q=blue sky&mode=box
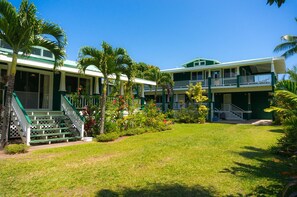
[9,0,297,70]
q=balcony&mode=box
[239,74,271,86]
[174,80,208,89]
[144,74,272,92]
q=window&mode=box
[0,40,12,50]
[31,48,42,56]
[66,75,91,94]
[211,71,220,79]
[199,61,206,66]
[197,71,203,80]
[194,61,206,67]
[43,50,53,58]
[224,68,237,78]
[192,72,197,80]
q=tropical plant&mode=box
[274,19,297,59]
[159,72,174,104]
[144,66,174,105]
[119,58,137,114]
[144,66,161,100]
[78,41,129,134]
[265,80,297,153]
[266,0,286,7]
[0,0,67,149]
[186,82,208,123]
[287,66,297,82]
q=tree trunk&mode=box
[99,77,107,134]
[0,53,17,149]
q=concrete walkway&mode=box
[0,141,93,159]
[216,119,273,125]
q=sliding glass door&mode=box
[14,70,51,109]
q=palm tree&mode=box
[144,66,161,101]
[267,0,286,7]
[159,72,174,101]
[274,19,297,59]
[78,41,128,134]
[120,60,137,114]
[0,0,67,149]
[159,72,174,111]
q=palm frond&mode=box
[0,0,17,22]
[78,57,98,73]
[275,90,297,105]
[40,21,67,48]
[33,37,66,68]
[276,80,297,94]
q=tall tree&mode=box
[78,41,128,134]
[0,0,67,149]
[144,66,161,101]
[274,18,297,59]
[119,59,137,114]
[159,72,174,102]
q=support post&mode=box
[271,60,275,121]
[120,81,124,96]
[94,77,99,95]
[59,71,66,92]
[211,93,215,121]
[141,84,145,109]
[162,88,166,112]
[247,93,251,120]
[236,66,240,88]
[208,72,212,122]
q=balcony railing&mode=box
[174,80,208,89]
[144,74,272,92]
[239,74,271,86]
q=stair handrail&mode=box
[12,92,31,145]
[61,95,85,139]
[230,104,244,119]
[230,104,245,112]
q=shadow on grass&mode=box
[221,146,293,196]
[96,183,216,197]
[268,129,284,133]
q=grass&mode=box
[0,123,291,196]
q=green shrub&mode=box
[4,144,29,155]
[105,121,119,133]
[175,105,199,123]
[122,128,147,136]
[96,132,119,142]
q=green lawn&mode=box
[0,123,290,196]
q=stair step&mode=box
[30,136,81,144]
[31,127,70,132]
[31,132,73,137]
[29,114,67,119]
[31,123,67,128]
[26,111,64,116]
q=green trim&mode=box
[62,95,85,122]
[12,92,32,124]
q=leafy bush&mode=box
[277,116,297,154]
[104,121,119,133]
[96,132,119,142]
[4,144,29,154]
[175,105,199,123]
[122,128,147,136]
